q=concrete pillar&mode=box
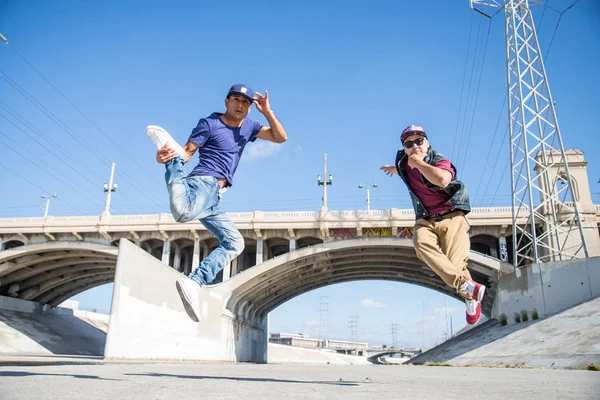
[499,236,508,262]
[263,240,270,261]
[256,238,264,265]
[161,240,171,266]
[290,238,297,252]
[192,239,200,268]
[224,258,236,281]
[135,240,141,247]
[173,244,181,272]
[490,245,498,259]
[0,237,4,251]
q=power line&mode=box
[0,161,89,215]
[0,134,104,206]
[456,14,485,164]
[473,95,507,201]
[7,45,163,184]
[543,0,582,63]
[452,12,476,161]
[459,16,493,173]
[479,125,509,206]
[0,72,164,207]
[0,101,99,179]
[0,109,151,210]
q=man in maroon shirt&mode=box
[381,125,486,325]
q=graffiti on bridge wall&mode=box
[329,228,354,240]
[329,227,414,240]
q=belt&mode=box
[424,209,463,222]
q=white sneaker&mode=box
[145,125,185,159]
[175,277,202,322]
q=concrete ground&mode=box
[0,362,598,400]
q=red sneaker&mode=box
[466,299,481,325]
[460,280,486,302]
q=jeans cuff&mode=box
[188,272,206,286]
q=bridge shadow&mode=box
[0,309,107,356]
[0,371,120,381]
[126,372,361,386]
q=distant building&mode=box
[324,339,368,356]
[269,333,321,349]
[269,333,368,355]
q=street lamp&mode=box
[358,183,377,211]
[317,153,333,210]
[102,163,118,216]
[41,193,57,217]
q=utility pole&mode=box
[358,183,377,211]
[102,163,118,216]
[41,193,56,217]
[316,154,333,210]
[469,0,588,266]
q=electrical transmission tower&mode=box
[348,314,359,342]
[470,0,588,266]
[390,323,399,349]
[319,296,330,343]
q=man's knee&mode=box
[170,206,194,223]
[229,234,245,256]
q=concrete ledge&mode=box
[104,239,267,362]
[492,257,600,321]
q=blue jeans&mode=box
[165,157,244,285]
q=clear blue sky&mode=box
[1,0,598,348]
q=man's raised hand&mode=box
[380,165,397,177]
[254,91,271,115]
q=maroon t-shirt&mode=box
[406,159,456,216]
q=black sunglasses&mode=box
[403,137,425,149]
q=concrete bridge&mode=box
[1,204,599,309]
[1,203,599,363]
[0,206,545,307]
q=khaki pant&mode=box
[413,212,473,300]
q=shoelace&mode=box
[466,299,478,315]
[461,281,476,296]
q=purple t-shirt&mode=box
[188,113,263,186]
[406,159,456,215]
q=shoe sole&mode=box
[175,280,200,322]
[476,285,486,302]
[146,126,185,158]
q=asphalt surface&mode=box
[1,362,599,399]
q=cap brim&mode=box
[228,91,254,102]
[401,131,427,142]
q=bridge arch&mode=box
[224,238,500,323]
[0,241,118,307]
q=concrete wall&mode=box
[0,296,108,356]
[492,256,600,322]
[104,239,267,362]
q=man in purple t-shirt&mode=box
[381,125,486,326]
[145,84,287,321]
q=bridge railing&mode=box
[0,205,597,235]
